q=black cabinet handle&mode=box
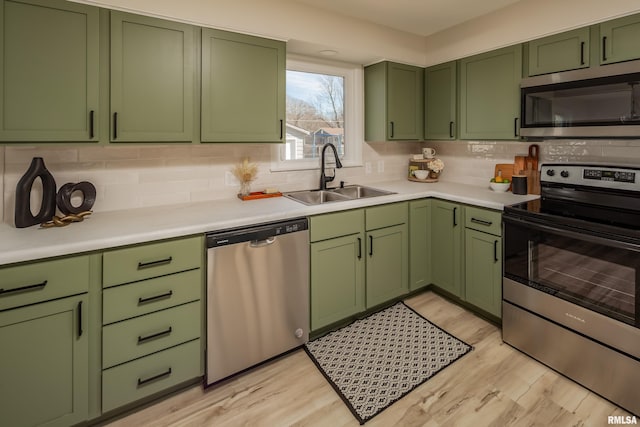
[138,326,172,344]
[580,42,585,65]
[494,240,499,263]
[453,207,457,227]
[514,117,519,137]
[137,256,172,270]
[77,300,83,337]
[113,112,118,139]
[357,237,362,259]
[138,290,173,305]
[0,280,47,296]
[602,36,607,62]
[390,121,395,138]
[89,110,95,139]
[137,368,172,387]
[449,121,454,138]
[279,119,283,140]
[369,235,373,256]
[471,218,493,227]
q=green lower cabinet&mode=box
[464,229,502,318]
[430,200,463,297]
[310,233,365,330]
[366,224,408,308]
[0,295,88,427]
[409,199,431,291]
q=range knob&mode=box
[546,169,555,177]
[560,170,569,178]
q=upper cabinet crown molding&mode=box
[0,0,100,142]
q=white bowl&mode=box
[413,170,429,180]
[489,182,510,192]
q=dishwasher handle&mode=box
[250,236,277,248]
[207,217,308,248]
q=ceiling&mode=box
[293,0,523,37]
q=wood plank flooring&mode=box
[105,291,631,426]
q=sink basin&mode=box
[284,185,395,205]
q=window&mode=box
[271,55,362,171]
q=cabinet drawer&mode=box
[102,301,201,369]
[310,209,364,242]
[103,236,202,287]
[464,206,502,236]
[0,255,89,311]
[103,269,201,325]
[366,202,407,231]
[102,339,201,413]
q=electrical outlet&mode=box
[377,160,384,173]
[365,162,372,174]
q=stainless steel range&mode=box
[502,163,640,416]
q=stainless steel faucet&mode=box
[319,143,343,190]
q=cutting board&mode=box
[494,164,515,189]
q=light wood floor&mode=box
[105,291,631,426]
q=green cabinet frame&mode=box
[110,11,195,142]
[409,199,431,291]
[459,45,522,140]
[0,0,99,142]
[0,294,89,427]
[527,27,590,76]
[365,61,424,141]
[201,28,285,143]
[600,13,640,65]
[425,61,457,140]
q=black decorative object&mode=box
[14,157,57,228]
[56,181,96,215]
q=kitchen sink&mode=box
[284,185,395,205]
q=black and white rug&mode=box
[304,302,473,424]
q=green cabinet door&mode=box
[366,224,408,308]
[600,13,640,65]
[310,233,365,331]
[465,229,502,318]
[0,295,88,427]
[0,0,99,142]
[409,199,431,291]
[527,27,590,76]
[110,11,194,142]
[201,29,285,142]
[425,61,457,139]
[459,45,522,140]
[430,200,463,297]
[365,61,424,141]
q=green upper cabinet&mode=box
[0,0,99,142]
[365,61,424,141]
[110,12,194,142]
[201,29,285,143]
[459,45,522,140]
[526,27,590,76]
[425,61,457,140]
[430,199,463,298]
[599,13,640,65]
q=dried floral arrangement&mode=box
[233,158,258,195]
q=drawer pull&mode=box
[137,256,173,270]
[138,327,173,344]
[138,290,173,305]
[471,218,493,227]
[0,280,48,296]
[137,368,172,387]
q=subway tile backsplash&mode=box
[2,139,639,226]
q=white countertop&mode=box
[0,180,538,266]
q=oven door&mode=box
[503,215,640,329]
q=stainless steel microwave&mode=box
[520,60,640,138]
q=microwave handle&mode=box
[504,216,640,252]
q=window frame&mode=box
[270,54,363,172]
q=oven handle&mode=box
[503,215,640,252]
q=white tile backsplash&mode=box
[2,138,640,225]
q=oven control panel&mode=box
[583,169,636,183]
[541,164,639,191]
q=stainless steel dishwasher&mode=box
[205,218,309,386]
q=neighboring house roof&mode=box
[285,123,311,136]
[314,127,344,136]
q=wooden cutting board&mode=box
[494,164,515,189]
